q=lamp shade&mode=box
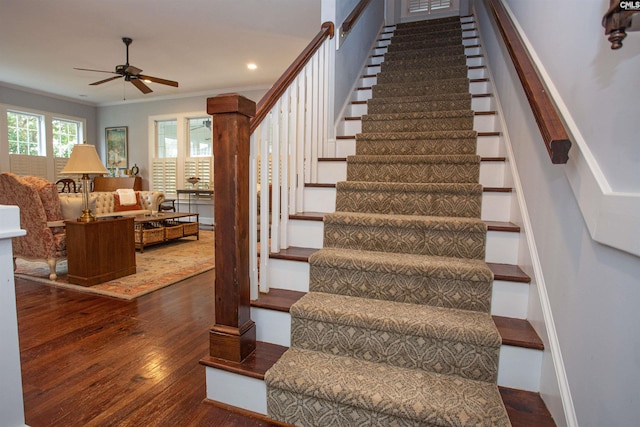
[60,143,109,175]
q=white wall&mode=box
[474,1,640,426]
[0,206,27,427]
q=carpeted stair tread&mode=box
[265,348,510,427]
[289,292,501,382]
[355,137,477,156]
[309,247,493,312]
[363,110,474,121]
[384,46,465,61]
[389,29,463,44]
[323,211,487,260]
[381,55,468,71]
[346,154,480,184]
[387,37,463,51]
[367,98,471,114]
[376,65,469,83]
[291,292,501,350]
[361,110,474,133]
[373,79,470,98]
[367,93,471,105]
[334,181,482,218]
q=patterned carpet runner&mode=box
[265,16,512,426]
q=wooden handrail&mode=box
[486,0,571,164]
[342,0,373,35]
[250,21,334,133]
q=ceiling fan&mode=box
[74,37,179,94]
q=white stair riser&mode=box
[477,133,501,157]
[463,30,478,38]
[465,46,481,56]
[340,119,361,135]
[369,56,384,66]
[463,37,480,46]
[472,96,494,113]
[349,102,367,117]
[244,308,541,391]
[462,23,475,31]
[361,76,377,87]
[482,192,512,222]
[288,219,324,248]
[336,138,357,157]
[473,114,497,132]
[268,258,309,292]
[492,280,529,319]
[377,39,391,47]
[252,307,291,347]
[317,160,505,187]
[365,65,381,75]
[302,186,336,212]
[355,88,372,101]
[486,230,519,265]
[205,368,267,414]
[498,345,542,391]
[467,56,485,67]
[373,47,387,55]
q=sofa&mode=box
[0,172,66,279]
[58,191,165,220]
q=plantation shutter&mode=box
[408,0,452,14]
[152,158,177,195]
[10,154,47,178]
[184,157,212,190]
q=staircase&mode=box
[203,13,554,427]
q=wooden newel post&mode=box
[207,93,256,363]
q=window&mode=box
[150,113,213,195]
[7,111,44,156]
[188,117,212,157]
[52,118,81,158]
[3,106,86,180]
[156,120,178,158]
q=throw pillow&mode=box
[114,192,143,212]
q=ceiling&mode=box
[0,0,321,106]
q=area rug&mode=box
[14,230,215,300]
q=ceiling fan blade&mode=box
[130,78,153,94]
[90,76,123,86]
[74,67,118,74]
[125,65,142,75]
[139,74,179,87]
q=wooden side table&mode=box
[65,217,136,286]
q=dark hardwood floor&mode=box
[15,271,282,427]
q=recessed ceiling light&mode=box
[247,63,257,70]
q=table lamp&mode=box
[60,142,109,222]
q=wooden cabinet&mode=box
[66,217,136,286]
[93,176,142,192]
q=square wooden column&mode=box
[207,93,256,363]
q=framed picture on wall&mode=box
[105,126,128,170]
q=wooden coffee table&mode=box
[134,212,200,252]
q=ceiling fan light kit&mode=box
[74,37,179,94]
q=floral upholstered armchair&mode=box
[0,173,66,280]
